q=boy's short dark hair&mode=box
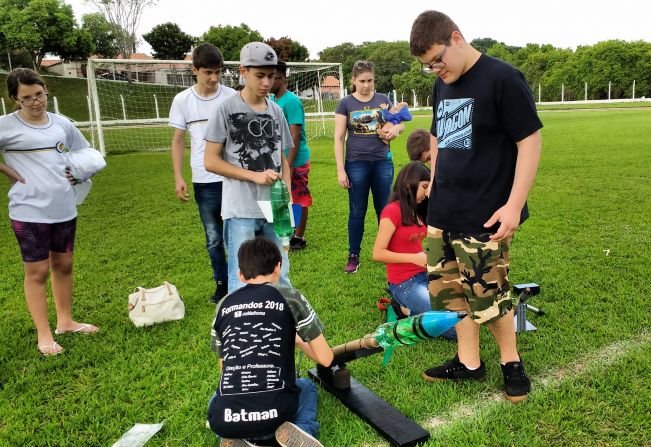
[6,68,46,99]
[406,129,431,161]
[192,43,224,69]
[275,60,288,77]
[238,237,281,280]
[410,10,460,56]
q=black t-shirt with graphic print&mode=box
[208,283,324,439]
[428,54,543,234]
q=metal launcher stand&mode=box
[513,283,545,332]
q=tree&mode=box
[265,36,309,62]
[59,28,94,61]
[392,60,434,106]
[87,0,157,59]
[143,22,193,60]
[82,13,121,58]
[0,0,90,69]
[470,37,499,53]
[201,23,263,61]
[363,41,413,94]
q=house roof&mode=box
[322,75,340,87]
[41,59,62,68]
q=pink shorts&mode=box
[11,218,77,262]
[291,161,312,207]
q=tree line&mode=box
[1,1,649,102]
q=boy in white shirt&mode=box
[169,43,237,304]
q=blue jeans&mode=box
[223,217,291,293]
[194,182,227,285]
[207,378,320,440]
[388,271,431,315]
[345,159,394,255]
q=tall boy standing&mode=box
[208,237,333,446]
[410,10,542,402]
[169,43,236,304]
[271,61,312,251]
[204,42,293,293]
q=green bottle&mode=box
[270,179,293,250]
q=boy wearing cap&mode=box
[204,42,293,294]
[169,43,236,305]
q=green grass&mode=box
[0,110,650,446]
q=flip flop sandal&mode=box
[38,342,63,356]
[54,323,98,335]
[376,297,392,311]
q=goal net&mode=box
[86,59,343,155]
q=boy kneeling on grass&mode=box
[208,237,333,447]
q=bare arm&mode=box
[334,113,349,188]
[377,122,405,141]
[372,217,427,266]
[295,334,333,367]
[0,163,25,184]
[286,124,302,169]
[484,130,542,241]
[204,140,280,185]
[426,134,439,196]
[171,128,189,202]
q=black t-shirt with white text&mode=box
[208,283,324,439]
[429,54,543,234]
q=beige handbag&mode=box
[128,282,185,327]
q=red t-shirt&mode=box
[380,201,427,284]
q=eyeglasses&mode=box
[421,45,448,73]
[354,61,374,70]
[17,92,48,106]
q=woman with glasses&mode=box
[0,68,99,356]
[334,60,404,274]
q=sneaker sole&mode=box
[422,372,486,382]
[504,392,529,403]
[275,422,323,447]
[344,263,360,273]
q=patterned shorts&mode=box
[290,161,312,207]
[11,218,77,262]
[425,226,512,325]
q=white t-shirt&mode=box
[0,112,90,223]
[168,85,237,183]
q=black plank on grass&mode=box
[309,367,430,447]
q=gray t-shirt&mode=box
[335,92,392,162]
[205,94,293,219]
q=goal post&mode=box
[85,59,344,155]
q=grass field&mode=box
[0,111,650,446]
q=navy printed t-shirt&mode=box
[208,283,324,438]
[429,54,543,234]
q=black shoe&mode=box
[501,359,531,402]
[210,282,228,305]
[290,235,306,251]
[423,353,486,382]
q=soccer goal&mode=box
[86,59,344,155]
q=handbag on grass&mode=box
[128,282,185,327]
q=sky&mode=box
[66,0,651,59]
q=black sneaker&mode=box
[501,359,531,402]
[290,235,307,251]
[423,353,486,382]
[210,282,228,305]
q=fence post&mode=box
[584,82,588,101]
[412,89,417,107]
[561,84,564,102]
[393,90,397,105]
[53,96,60,115]
[426,96,430,107]
[608,81,611,100]
[632,80,636,99]
[1,98,5,115]
[153,94,160,119]
[538,84,541,103]
[120,95,127,120]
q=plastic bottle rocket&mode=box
[270,178,293,251]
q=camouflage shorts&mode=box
[426,226,512,325]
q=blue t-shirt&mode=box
[272,91,310,168]
[335,93,392,162]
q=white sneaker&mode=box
[275,422,323,447]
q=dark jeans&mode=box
[193,182,227,284]
[345,159,394,256]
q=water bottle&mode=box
[270,179,293,251]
